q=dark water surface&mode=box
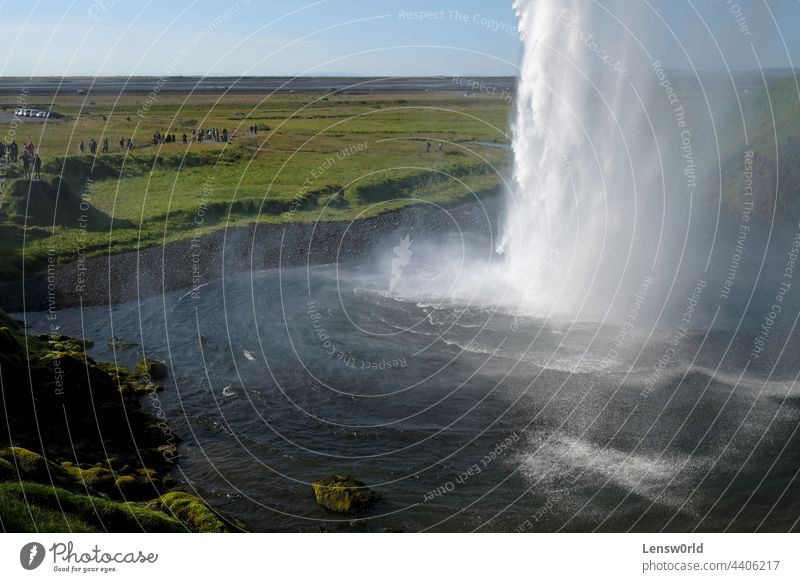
[18,260,800,532]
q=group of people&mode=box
[79,138,112,154]
[0,140,20,162]
[153,131,180,145]
[78,137,133,154]
[75,125,248,156]
[426,140,445,153]
[193,128,230,143]
[0,140,42,179]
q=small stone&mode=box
[311,474,379,513]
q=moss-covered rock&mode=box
[147,491,239,533]
[0,309,219,532]
[60,463,118,497]
[115,475,155,501]
[133,359,168,380]
[311,474,380,513]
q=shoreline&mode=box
[1,195,502,313]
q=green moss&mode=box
[147,491,236,533]
[0,480,185,533]
[0,447,58,483]
[311,474,380,513]
[60,463,117,497]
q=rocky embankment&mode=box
[0,195,501,312]
[0,308,243,532]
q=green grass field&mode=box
[0,91,513,278]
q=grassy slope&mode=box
[0,91,512,278]
[0,480,184,533]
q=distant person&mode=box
[26,141,34,157]
[0,142,5,161]
[253,125,258,135]
[89,139,97,154]
[79,141,85,153]
[102,138,109,154]
[438,141,443,153]
[9,140,18,162]
[126,137,133,150]
[33,154,42,180]
[119,138,125,151]
[182,133,188,144]
[426,141,431,153]
[222,128,228,142]
[22,150,31,178]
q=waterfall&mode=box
[500,0,672,318]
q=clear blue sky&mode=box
[0,0,798,77]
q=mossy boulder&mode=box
[311,474,380,513]
[115,475,153,500]
[147,491,239,533]
[0,309,211,532]
[133,359,168,380]
[60,463,118,497]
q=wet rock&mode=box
[311,474,380,513]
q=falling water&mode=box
[499,0,678,318]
